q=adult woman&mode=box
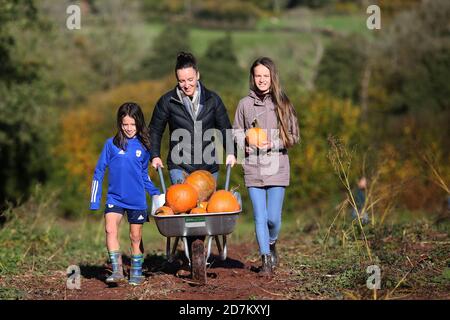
[149,52,236,259]
[149,51,236,179]
[233,57,300,275]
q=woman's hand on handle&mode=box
[151,157,163,169]
[226,154,236,167]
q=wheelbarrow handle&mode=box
[225,164,231,191]
[157,165,166,194]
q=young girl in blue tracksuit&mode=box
[90,102,160,286]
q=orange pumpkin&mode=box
[190,207,207,214]
[207,190,240,213]
[246,127,268,148]
[166,183,198,214]
[199,201,208,210]
[155,206,174,216]
[185,170,217,202]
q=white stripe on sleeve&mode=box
[91,180,98,203]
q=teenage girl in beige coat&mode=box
[233,57,300,275]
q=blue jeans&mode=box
[248,186,285,255]
[169,169,219,184]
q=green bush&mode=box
[286,92,367,205]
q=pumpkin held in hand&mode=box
[207,190,240,213]
[185,170,216,202]
[246,127,268,148]
[166,183,198,214]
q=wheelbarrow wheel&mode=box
[191,239,206,284]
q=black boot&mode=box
[270,241,278,267]
[260,254,273,275]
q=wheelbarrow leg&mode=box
[206,236,213,264]
[214,235,228,261]
[166,237,180,263]
[172,237,180,258]
[182,237,191,266]
[166,237,172,262]
[222,235,227,261]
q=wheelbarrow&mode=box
[150,164,242,284]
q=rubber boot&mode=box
[129,254,144,286]
[270,241,278,268]
[106,251,125,283]
[259,254,273,276]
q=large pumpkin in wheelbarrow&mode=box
[207,190,240,213]
[185,170,216,202]
[166,183,198,214]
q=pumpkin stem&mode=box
[230,185,240,193]
[252,118,260,128]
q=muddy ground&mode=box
[2,242,298,300]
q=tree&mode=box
[370,0,450,115]
[0,0,52,207]
[141,24,191,79]
[200,34,245,91]
[0,0,38,85]
[315,35,367,103]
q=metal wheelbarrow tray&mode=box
[151,208,241,237]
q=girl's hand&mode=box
[257,140,271,151]
[151,157,163,169]
[245,145,256,154]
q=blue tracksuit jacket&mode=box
[89,137,160,210]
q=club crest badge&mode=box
[136,150,142,157]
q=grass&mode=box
[0,187,256,276]
[281,216,450,299]
[1,139,448,299]
[256,9,370,36]
[268,137,450,300]
[311,14,369,35]
[0,183,448,299]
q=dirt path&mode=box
[4,227,448,300]
[4,242,297,300]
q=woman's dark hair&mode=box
[175,51,198,73]
[113,102,151,151]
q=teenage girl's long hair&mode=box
[113,102,151,151]
[249,57,300,149]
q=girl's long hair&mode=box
[249,57,300,149]
[113,102,151,151]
